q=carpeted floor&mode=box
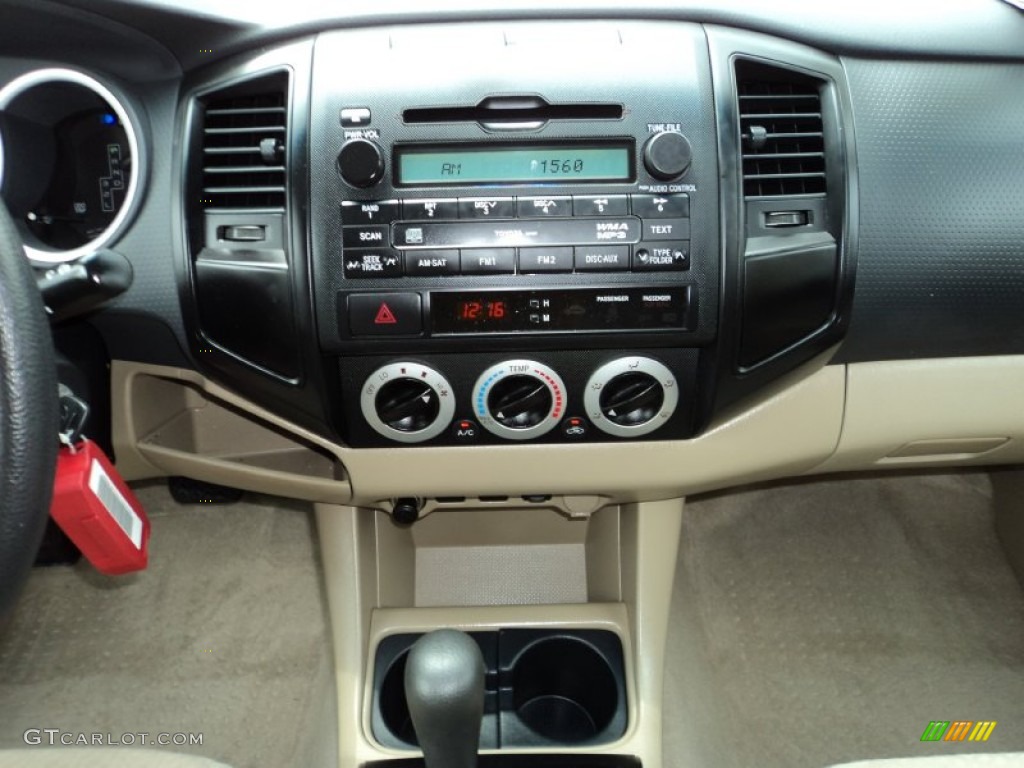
[0,483,332,768]
[2,472,1022,768]
[664,471,1024,768]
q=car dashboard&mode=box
[1,1,1024,766]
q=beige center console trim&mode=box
[315,498,684,768]
[110,360,845,504]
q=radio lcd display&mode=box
[396,143,634,185]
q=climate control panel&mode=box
[340,350,695,448]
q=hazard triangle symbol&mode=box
[374,303,398,325]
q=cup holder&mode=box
[371,629,625,750]
[510,637,619,743]
[377,650,419,747]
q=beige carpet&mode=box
[664,471,1024,768]
[0,483,332,768]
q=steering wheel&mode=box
[0,200,58,623]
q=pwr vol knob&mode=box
[361,363,455,444]
[472,361,567,441]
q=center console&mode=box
[174,17,857,768]
[309,23,719,448]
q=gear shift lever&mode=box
[404,629,485,768]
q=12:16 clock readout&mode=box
[458,300,506,321]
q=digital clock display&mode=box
[396,142,634,186]
[431,288,690,335]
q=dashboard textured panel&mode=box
[837,59,1024,363]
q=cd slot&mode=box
[404,96,623,128]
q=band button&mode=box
[341,200,398,225]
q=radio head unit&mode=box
[309,21,719,355]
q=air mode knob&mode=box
[361,363,455,444]
[642,131,692,180]
[338,138,385,188]
[584,357,679,438]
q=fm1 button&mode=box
[452,419,480,442]
[348,293,422,337]
[562,417,589,439]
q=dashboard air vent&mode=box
[199,74,288,210]
[736,61,826,199]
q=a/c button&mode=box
[348,293,422,337]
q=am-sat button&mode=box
[406,249,460,276]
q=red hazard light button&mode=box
[348,292,423,337]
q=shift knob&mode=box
[404,629,485,768]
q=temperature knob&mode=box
[472,361,567,440]
[361,363,455,444]
[584,357,679,438]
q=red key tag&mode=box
[50,439,150,575]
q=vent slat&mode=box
[206,107,286,116]
[204,126,286,136]
[204,166,286,174]
[199,79,287,210]
[737,62,827,199]
[203,186,287,194]
[743,172,827,181]
[741,112,821,120]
